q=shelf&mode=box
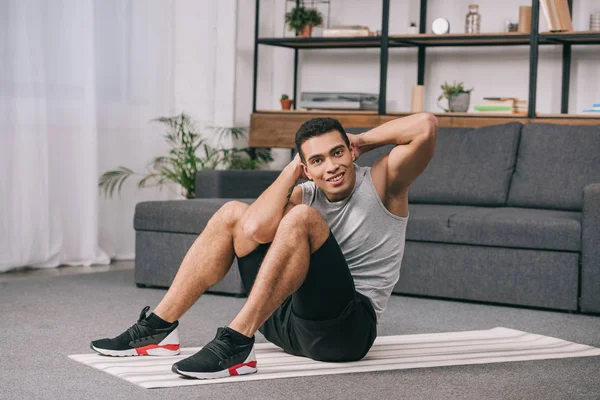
[251,112,381,148]
[256,109,378,114]
[536,113,600,119]
[250,112,599,148]
[257,37,381,49]
[433,112,528,118]
[257,31,600,49]
[256,110,600,119]
[387,111,529,118]
[539,31,600,45]
[258,33,536,49]
[389,32,530,47]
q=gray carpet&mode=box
[2,268,600,400]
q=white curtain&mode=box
[0,0,177,272]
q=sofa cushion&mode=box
[134,198,254,235]
[507,123,600,211]
[394,241,579,311]
[406,204,580,251]
[405,204,479,241]
[412,123,522,206]
[449,207,581,251]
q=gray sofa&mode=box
[134,122,600,314]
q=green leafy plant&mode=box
[305,8,323,27]
[437,81,473,112]
[98,113,273,199]
[285,6,308,34]
[410,22,417,27]
[281,94,289,100]
[285,6,323,34]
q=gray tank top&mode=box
[301,164,408,322]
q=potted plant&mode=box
[99,113,273,199]
[408,22,419,34]
[304,8,324,37]
[285,6,324,38]
[437,81,473,112]
[280,94,294,110]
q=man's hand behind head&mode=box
[348,133,363,161]
[287,153,309,181]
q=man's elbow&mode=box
[421,112,439,139]
[416,113,438,155]
[242,221,274,244]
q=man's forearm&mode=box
[356,113,437,153]
[241,164,299,242]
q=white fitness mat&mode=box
[69,327,600,389]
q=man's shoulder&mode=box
[298,180,316,193]
[297,180,316,205]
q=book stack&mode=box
[323,26,375,38]
[582,103,600,114]
[474,98,528,114]
[591,13,600,31]
[539,0,573,32]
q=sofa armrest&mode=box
[195,170,281,199]
[580,183,600,313]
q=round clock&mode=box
[432,17,450,35]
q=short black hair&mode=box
[294,117,350,162]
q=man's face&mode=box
[300,130,356,202]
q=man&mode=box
[91,113,438,379]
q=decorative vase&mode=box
[280,99,294,110]
[299,24,313,38]
[448,92,470,112]
[411,85,425,112]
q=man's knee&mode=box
[281,204,322,225]
[220,201,263,258]
[217,201,249,228]
[279,205,329,251]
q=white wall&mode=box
[234,0,599,118]
[96,0,178,260]
[236,0,292,168]
[174,0,218,125]
[173,0,239,150]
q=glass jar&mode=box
[465,4,481,34]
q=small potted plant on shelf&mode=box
[285,6,324,38]
[280,94,294,110]
[408,22,419,34]
[437,81,473,112]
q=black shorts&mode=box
[236,231,377,362]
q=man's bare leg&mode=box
[228,204,330,337]
[152,201,259,323]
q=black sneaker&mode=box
[90,306,180,357]
[171,327,257,379]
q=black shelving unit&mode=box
[389,33,531,47]
[252,0,600,118]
